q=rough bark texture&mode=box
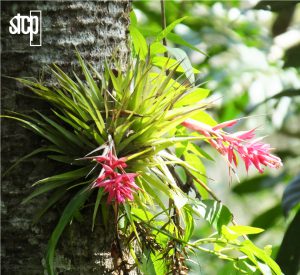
[1,1,132,274]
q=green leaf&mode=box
[35,111,84,148]
[151,252,167,275]
[33,167,91,186]
[175,141,188,158]
[152,56,199,74]
[22,181,72,204]
[183,152,207,185]
[166,47,196,83]
[2,147,57,178]
[187,143,214,161]
[140,177,167,211]
[92,188,104,231]
[191,110,217,126]
[59,110,90,131]
[124,203,141,244]
[175,166,187,183]
[166,32,207,55]
[130,10,137,26]
[33,188,68,223]
[155,17,187,42]
[46,187,91,275]
[142,172,171,199]
[141,250,156,275]
[222,225,264,240]
[183,205,194,242]
[101,202,109,230]
[175,88,210,107]
[194,200,232,234]
[132,207,153,221]
[149,42,166,56]
[1,115,75,154]
[47,155,77,164]
[241,240,282,275]
[129,25,148,60]
[22,167,92,204]
[76,51,103,107]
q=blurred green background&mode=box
[133,1,300,274]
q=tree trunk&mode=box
[1,1,132,274]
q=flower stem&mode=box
[160,0,168,51]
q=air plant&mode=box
[2,51,283,275]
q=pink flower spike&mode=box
[232,129,256,140]
[111,160,127,169]
[102,164,115,173]
[94,156,110,163]
[212,119,238,131]
[181,119,212,134]
[182,118,283,174]
[90,150,139,204]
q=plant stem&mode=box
[160,0,170,76]
[185,169,249,239]
[160,0,168,50]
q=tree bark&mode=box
[1,1,132,274]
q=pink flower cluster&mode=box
[92,152,139,204]
[182,119,282,173]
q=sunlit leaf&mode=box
[152,56,199,73]
[222,225,264,240]
[130,25,148,60]
[194,200,232,234]
[155,17,187,42]
[166,46,197,83]
[175,88,210,107]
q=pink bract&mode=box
[92,151,138,204]
[182,118,282,173]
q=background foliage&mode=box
[132,0,300,274]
